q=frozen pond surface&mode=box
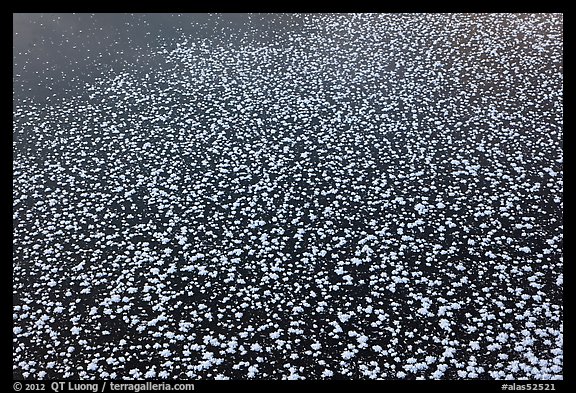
[13,13,563,380]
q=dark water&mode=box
[13,14,304,108]
[13,13,563,380]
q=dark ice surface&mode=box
[13,13,563,380]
